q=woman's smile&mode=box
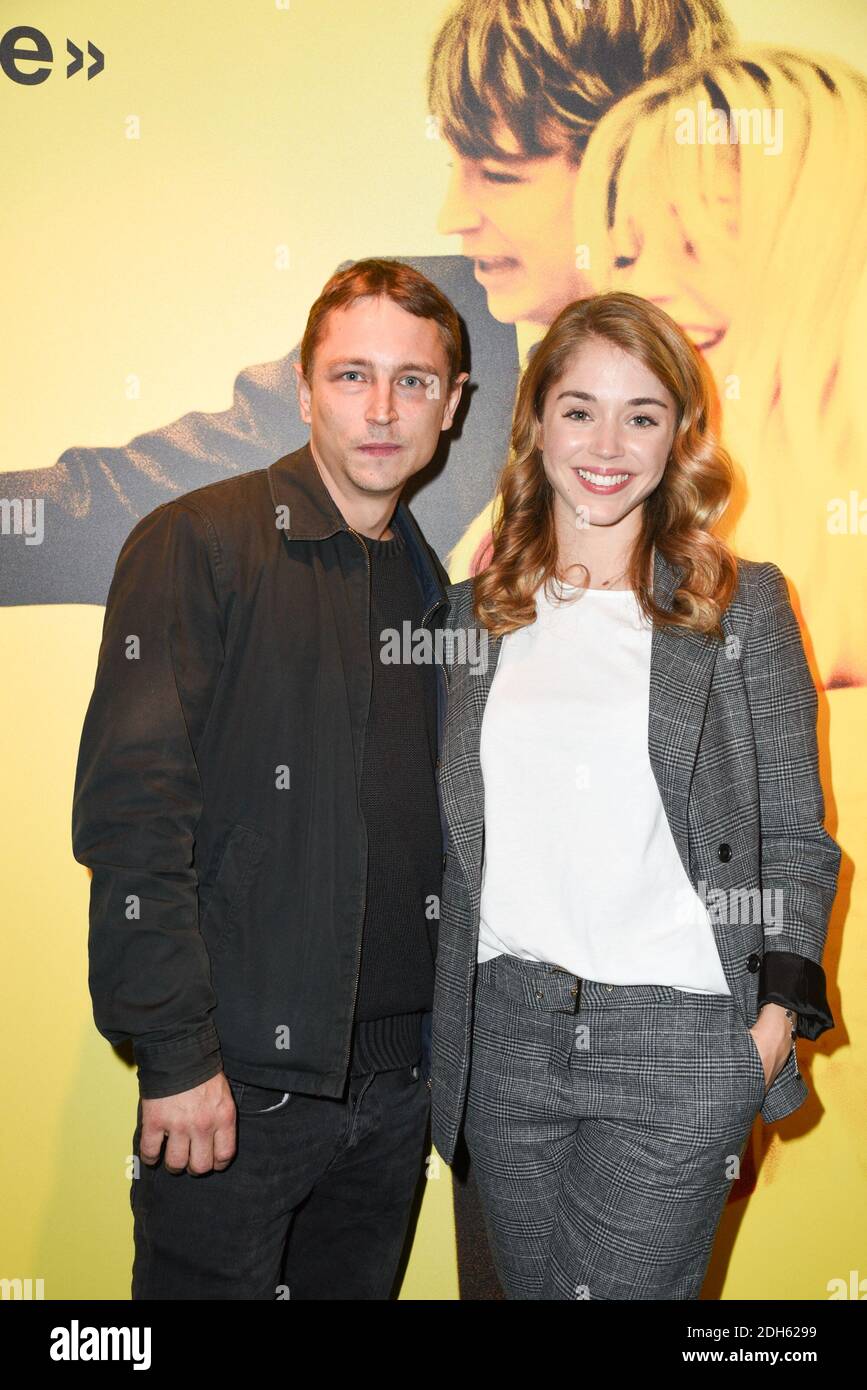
[572,466,632,494]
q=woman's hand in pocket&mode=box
[750,1004,796,1091]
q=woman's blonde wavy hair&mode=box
[474,291,739,638]
[570,47,867,686]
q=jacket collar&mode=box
[267,440,449,620]
[267,440,350,540]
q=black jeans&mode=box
[130,1065,430,1299]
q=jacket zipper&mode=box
[418,590,448,1097]
[341,524,373,1081]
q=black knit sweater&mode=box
[348,524,442,1075]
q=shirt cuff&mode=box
[758,951,835,1040]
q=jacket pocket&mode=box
[198,823,267,957]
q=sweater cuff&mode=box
[134,1022,224,1100]
[758,951,834,1041]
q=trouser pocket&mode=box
[730,1010,769,1106]
[228,1077,293,1116]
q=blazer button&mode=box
[442,854,447,871]
[747,953,761,973]
[718,842,732,862]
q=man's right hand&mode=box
[139,1072,237,1175]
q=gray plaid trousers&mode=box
[464,953,767,1300]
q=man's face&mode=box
[294,294,467,505]
[536,336,677,536]
[437,126,588,326]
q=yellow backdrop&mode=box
[1,0,864,1300]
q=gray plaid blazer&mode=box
[431,550,842,1166]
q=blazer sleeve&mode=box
[71,499,227,1097]
[744,562,841,1040]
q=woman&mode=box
[448,46,867,689]
[430,291,841,1300]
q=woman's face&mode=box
[592,149,741,366]
[437,126,589,326]
[536,336,678,534]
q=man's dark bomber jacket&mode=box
[72,442,450,1099]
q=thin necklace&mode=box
[598,568,627,589]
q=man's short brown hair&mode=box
[300,258,464,388]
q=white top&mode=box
[477,580,730,994]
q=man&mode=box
[71,258,468,1300]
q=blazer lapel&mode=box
[439,622,501,900]
[444,549,720,900]
[647,549,720,881]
